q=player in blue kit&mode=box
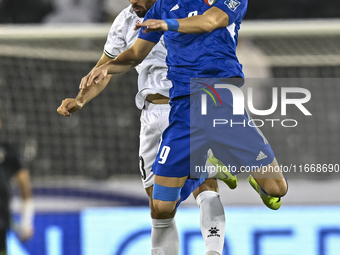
[133,0,287,213]
[81,0,287,243]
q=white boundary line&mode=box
[0,19,339,39]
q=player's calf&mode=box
[253,158,288,197]
[261,178,288,197]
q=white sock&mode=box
[151,218,179,255]
[196,191,225,255]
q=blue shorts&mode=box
[176,177,205,209]
[152,79,275,178]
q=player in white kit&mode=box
[57,1,233,255]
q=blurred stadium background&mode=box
[0,0,340,254]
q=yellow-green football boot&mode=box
[207,154,238,189]
[248,175,282,210]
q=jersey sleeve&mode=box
[138,0,163,43]
[104,10,128,59]
[214,0,247,24]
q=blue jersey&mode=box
[138,0,247,99]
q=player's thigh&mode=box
[154,175,188,187]
[210,108,275,172]
[153,97,208,178]
[152,175,188,213]
[145,185,177,219]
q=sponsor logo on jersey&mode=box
[170,4,179,11]
[224,0,241,11]
[256,151,268,161]
[204,0,217,6]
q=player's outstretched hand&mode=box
[18,226,34,242]
[134,19,168,33]
[57,98,83,116]
[79,65,109,89]
[11,220,34,242]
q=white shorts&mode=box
[139,101,170,188]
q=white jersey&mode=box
[104,5,171,110]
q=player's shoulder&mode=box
[115,5,138,22]
[160,0,178,9]
[148,0,177,12]
[110,4,139,32]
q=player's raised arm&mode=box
[57,73,111,117]
[81,38,156,88]
[57,50,119,117]
[58,38,155,116]
[79,53,114,90]
[135,7,229,34]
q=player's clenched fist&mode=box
[57,98,83,116]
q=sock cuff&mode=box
[196,190,219,206]
[152,217,176,228]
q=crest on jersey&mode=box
[204,0,217,6]
[224,0,241,11]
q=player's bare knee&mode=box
[149,195,177,219]
[153,200,176,214]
